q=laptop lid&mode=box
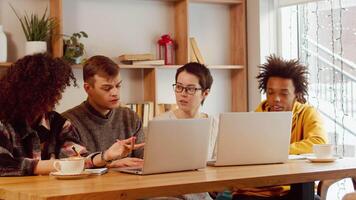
[139,118,211,175]
[214,112,292,166]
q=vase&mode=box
[0,25,7,62]
[25,41,47,55]
[74,56,82,64]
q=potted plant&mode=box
[10,5,56,55]
[63,31,88,64]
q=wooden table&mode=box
[1,158,356,200]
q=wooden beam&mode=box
[50,0,63,58]
[230,1,247,112]
[143,68,157,115]
[191,0,243,4]
[174,0,189,65]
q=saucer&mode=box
[50,171,90,180]
[307,156,338,163]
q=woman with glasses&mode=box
[169,63,212,118]
[155,62,216,200]
[157,62,216,157]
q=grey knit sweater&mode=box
[62,101,144,158]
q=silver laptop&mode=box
[208,112,292,166]
[118,118,211,175]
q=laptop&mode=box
[208,112,292,166]
[117,118,211,175]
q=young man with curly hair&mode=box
[63,55,144,168]
[0,54,139,176]
[232,55,327,200]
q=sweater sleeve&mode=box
[58,120,88,158]
[289,107,328,154]
[132,113,144,159]
[0,123,39,176]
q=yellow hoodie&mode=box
[233,100,328,197]
[256,100,328,154]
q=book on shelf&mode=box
[136,104,143,120]
[132,60,165,66]
[118,53,154,62]
[123,101,154,127]
[189,41,198,63]
[189,37,205,64]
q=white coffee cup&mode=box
[53,157,85,175]
[313,144,334,159]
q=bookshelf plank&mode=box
[191,0,243,4]
[50,0,63,58]
[143,69,157,115]
[230,1,247,112]
[137,0,243,4]
[0,62,12,68]
[120,65,245,69]
[72,64,244,70]
[174,0,189,64]
[208,65,244,69]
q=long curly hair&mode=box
[256,55,309,103]
[0,53,76,124]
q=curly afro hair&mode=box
[256,55,309,103]
[0,53,77,124]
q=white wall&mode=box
[247,0,279,110]
[57,0,176,112]
[62,0,174,59]
[0,0,49,61]
[60,0,235,115]
[247,0,262,111]
[190,2,231,116]
[189,3,230,65]
[1,0,235,116]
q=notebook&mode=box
[117,118,211,175]
[208,112,292,166]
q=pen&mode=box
[72,146,80,157]
[131,137,136,154]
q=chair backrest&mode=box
[317,144,356,200]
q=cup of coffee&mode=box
[53,157,85,175]
[313,144,334,158]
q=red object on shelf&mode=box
[158,34,175,65]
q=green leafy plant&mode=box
[63,31,88,64]
[10,5,56,41]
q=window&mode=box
[280,1,356,199]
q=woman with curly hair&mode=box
[0,54,137,176]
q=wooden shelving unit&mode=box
[72,64,244,70]
[191,0,243,4]
[50,0,247,112]
[0,62,12,68]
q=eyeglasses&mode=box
[172,84,203,95]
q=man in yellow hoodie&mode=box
[232,55,327,200]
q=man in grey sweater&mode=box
[63,55,144,168]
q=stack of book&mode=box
[118,53,164,66]
[189,37,205,64]
[124,101,154,127]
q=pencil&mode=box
[131,137,136,153]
